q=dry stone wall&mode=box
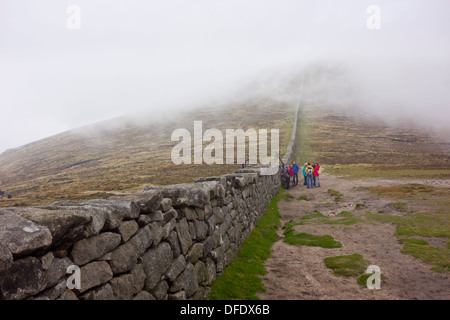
[0,167,280,300]
[0,106,299,300]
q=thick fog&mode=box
[0,0,449,153]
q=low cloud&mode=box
[0,0,448,153]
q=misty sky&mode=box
[0,0,449,154]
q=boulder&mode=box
[205,258,216,285]
[118,220,139,243]
[0,256,47,300]
[159,198,173,212]
[188,222,196,240]
[168,290,186,300]
[162,209,178,223]
[180,207,197,221]
[169,262,198,297]
[133,290,155,300]
[157,182,215,208]
[128,225,154,257]
[108,242,136,275]
[130,263,146,294]
[80,283,114,300]
[71,232,121,266]
[187,243,204,264]
[34,280,66,300]
[166,231,181,258]
[162,218,176,239]
[194,261,208,285]
[82,199,140,229]
[109,226,153,275]
[135,190,164,214]
[142,242,172,290]
[79,261,113,293]
[14,206,106,248]
[151,280,169,300]
[193,220,208,241]
[137,214,152,227]
[0,241,13,273]
[44,257,73,289]
[203,229,221,256]
[57,290,78,300]
[149,222,164,247]
[110,273,136,300]
[165,255,186,282]
[183,263,198,298]
[0,209,52,257]
[175,218,192,255]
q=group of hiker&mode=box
[281,161,321,189]
[0,189,12,200]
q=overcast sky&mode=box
[0,0,449,153]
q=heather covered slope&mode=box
[0,93,298,208]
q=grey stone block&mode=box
[0,209,52,257]
[71,232,121,266]
[165,255,186,282]
[0,256,47,300]
[118,220,139,243]
[79,261,113,293]
[142,242,172,290]
[80,283,114,300]
[175,218,192,255]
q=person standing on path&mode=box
[314,162,321,187]
[284,165,291,189]
[312,163,317,186]
[289,165,295,188]
[292,161,299,186]
[302,163,308,185]
[306,163,314,189]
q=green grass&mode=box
[327,189,343,202]
[401,242,450,273]
[391,202,407,212]
[284,222,342,248]
[366,211,450,272]
[208,189,283,300]
[325,254,386,286]
[357,273,386,286]
[324,254,370,277]
[398,238,429,245]
[301,210,326,219]
[280,190,294,202]
[298,194,308,201]
[365,211,450,238]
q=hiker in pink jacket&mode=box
[313,163,321,187]
[289,165,295,188]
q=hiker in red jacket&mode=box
[289,165,295,188]
[314,163,321,187]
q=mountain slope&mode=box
[0,93,298,207]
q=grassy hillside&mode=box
[0,86,300,207]
[297,103,450,179]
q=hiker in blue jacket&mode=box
[292,161,299,186]
[302,163,308,185]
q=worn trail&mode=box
[257,173,450,300]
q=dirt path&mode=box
[257,173,450,300]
